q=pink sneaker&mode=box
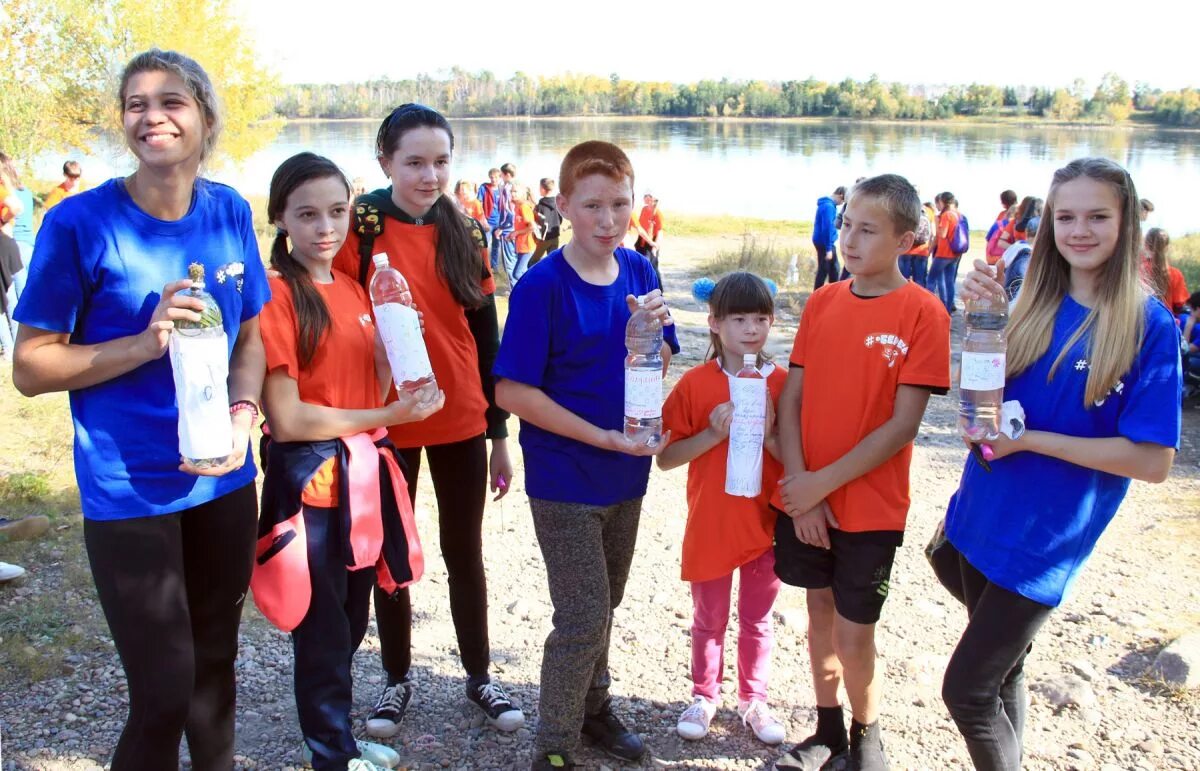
[738,699,785,744]
[676,696,717,740]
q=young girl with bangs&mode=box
[658,272,788,746]
[331,104,524,737]
[255,152,441,770]
[933,157,1182,771]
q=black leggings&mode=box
[931,540,1053,771]
[375,434,490,681]
[84,484,257,771]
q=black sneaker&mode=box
[365,678,413,739]
[773,733,850,770]
[466,678,525,731]
[531,751,579,770]
[847,721,889,771]
[580,699,645,762]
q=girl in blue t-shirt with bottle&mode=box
[934,157,1181,771]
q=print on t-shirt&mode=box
[864,333,910,368]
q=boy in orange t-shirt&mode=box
[771,175,950,771]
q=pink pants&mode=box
[690,548,782,703]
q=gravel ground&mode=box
[2,236,1198,770]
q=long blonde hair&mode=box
[1006,158,1145,406]
[1143,228,1171,303]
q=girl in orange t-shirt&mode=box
[659,272,787,746]
[1141,227,1190,313]
[508,184,536,283]
[455,180,490,235]
[257,152,443,769]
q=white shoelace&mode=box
[477,681,511,707]
[375,684,406,712]
[741,700,776,730]
[681,698,713,724]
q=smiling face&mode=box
[557,173,633,262]
[839,196,913,279]
[274,175,350,276]
[122,70,210,172]
[1050,176,1122,284]
[379,126,451,218]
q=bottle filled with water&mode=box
[959,289,1008,441]
[726,353,766,497]
[369,253,438,403]
[624,296,663,446]
[169,263,232,468]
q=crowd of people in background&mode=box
[0,46,1193,771]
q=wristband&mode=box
[229,400,259,423]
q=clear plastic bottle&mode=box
[959,290,1008,441]
[623,296,664,446]
[169,263,232,468]
[726,353,766,497]
[369,253,438,402]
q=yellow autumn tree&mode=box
[0,0,279,173]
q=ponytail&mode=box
[429,195,486,309]
[271,230,330,369]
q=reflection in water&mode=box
[36,120,1200,233]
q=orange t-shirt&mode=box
[334,220,494,448]
[462,197,485,224]
[43,182,72,212]
[1168,266,1189,312]
[638,206,664,240]
[934,209,960,258]
[514,201,536,253]
[770,281,951,532]
[260,271,383,505]
[663,359,787,582]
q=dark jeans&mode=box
[948,255,963,310]
[375,434,490,682]
[814,244,839,290]
[930,540,1053,771]
[294,506,376,770]
[928,257,957,312]
[634,238,662,288]
[84,484,257,771]
[899,254,928,287]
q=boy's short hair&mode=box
[558,141,634,198]
[540,177,555,193]
[1187,290,1200,310]
[488,168,500,177]
[833,185,846,197]
[1001,189,1018,207]
[849,174,920,235]
[500,162,517,176]
[63,160,82,178]
[1140,198,1155,214]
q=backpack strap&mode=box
[354,200,383,287]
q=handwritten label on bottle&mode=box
[727,377,766,497]
[624,367,662,419]
[375,302,433,386]
[960,351,1006,391]
[169,332,232,461]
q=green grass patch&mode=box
[671,213,810,239]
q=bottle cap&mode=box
[743,353,756,366]
[372,252,390,267]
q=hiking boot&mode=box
[580,699,645,762]
[466,677,524,731]
[531,751,580,770]
[0,515,50,541]
[676,696,717,740]
[300,739,400,769]
[738,698,786,745]
[365,679,413,739]
[773,733,850,770]
[847,721,889,771]
[0,561,25,583]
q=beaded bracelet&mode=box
[229,400,259,423]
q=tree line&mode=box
[274,71,1200,126]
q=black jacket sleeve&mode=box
[465,295,509,440]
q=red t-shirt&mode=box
[770,281,951,532]
[662,359,787,582]
[935,209,960,258]
[638,205,664,241]
[334,220,494,448]
[1168,266,1189,312]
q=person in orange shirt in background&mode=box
[1142,227,1190,314]
[506,184,537,284]
[771,174,950,771]
[659,272,788,747]
[40,160,84,212]
[634,191,665,284]
[455,180,490,235]
[928,191,961,314]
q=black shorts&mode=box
[772,508,903,625]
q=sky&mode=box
[238,0,1200,90]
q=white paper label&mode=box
[169,332,232,460]
[374,302,433,386]
[960,351,1006,391]
[726,377,766,497]
[624,367,662,419]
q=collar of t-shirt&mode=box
[363,188,431,226]
[715,358,777,379]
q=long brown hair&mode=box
[1007,158,1145,406]
[267,152,350,368]
[376,104,485,309]
[1143,227,1171,303]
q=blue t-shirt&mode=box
[15,178,270,520]
[493,247,681,505]
[945,296,1182,607]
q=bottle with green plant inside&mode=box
[169,263,232,468]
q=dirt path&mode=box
[1,237,1198,770]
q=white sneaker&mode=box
[738,699,785,745]
[676,696,717,740]
[301,739,400,769]
[347,760,387,771]
[0,561,25,582]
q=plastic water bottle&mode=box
[624,296,663,445]
[786,254,799,285]
[959,290,1008,441]
[726,353,766,497]
[169,263,232,468]
[369,253,437,402]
